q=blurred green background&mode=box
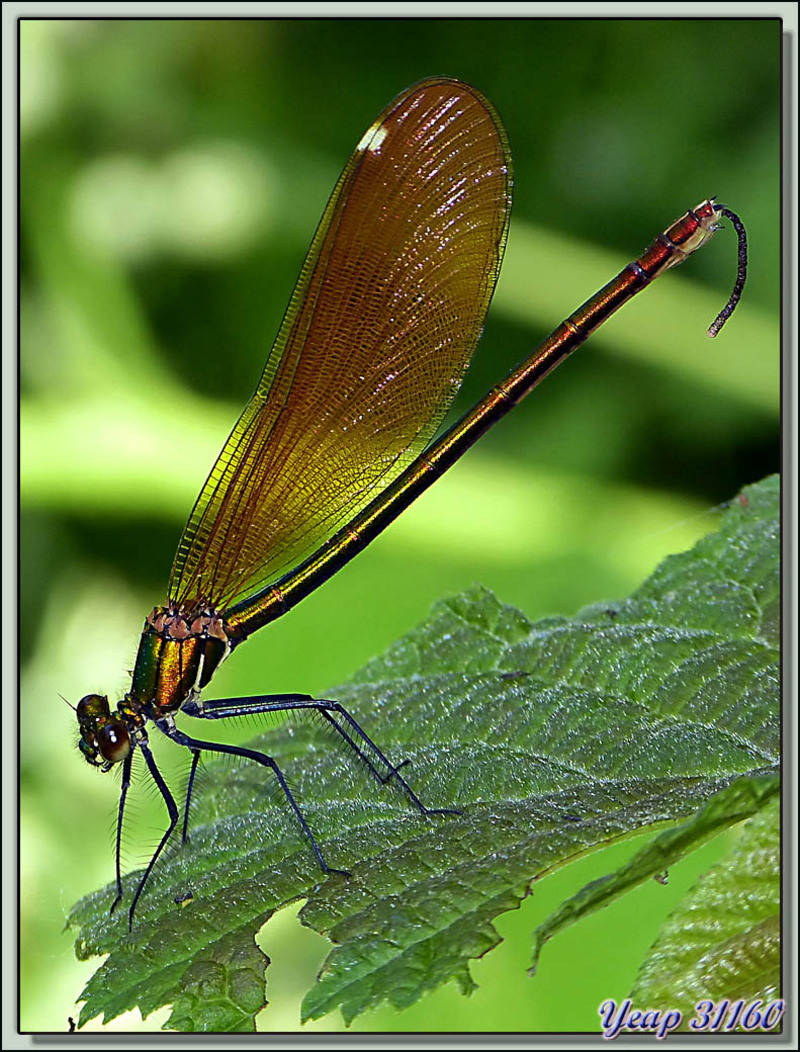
[19,17,780,1034]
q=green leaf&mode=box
[629,793,781,1026]
[529,773,778,977]
[68,475,779,1031]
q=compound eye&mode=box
[97,718,131,764]
[77,693,111,722]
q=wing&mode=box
[168,77,512,615]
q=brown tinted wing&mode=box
[169,78,512,614]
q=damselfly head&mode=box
[76,693,131,770]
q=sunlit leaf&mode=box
[68,476,779,1031]
[629,793,780,1028]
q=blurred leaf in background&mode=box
[18,15,780,1033]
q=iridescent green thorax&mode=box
[76,605,232,769]
[129,605,231,717]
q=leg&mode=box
[126,739,180,931]
[157,718,349,879]
[180,693,461,816]
[110,750,133,915]
[182,748,202,843]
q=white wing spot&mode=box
[357,122,388,153]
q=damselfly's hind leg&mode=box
[180,692,462,816]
